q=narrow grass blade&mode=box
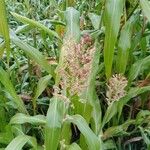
[101,102,118,128]
[88,13,101,30]
[128,55,150,83]
[140,0,150,22]
[120,86,150,106]
[85,43,102,134]
[103,120,135,140]
[136,110,150,121]
[10,31,55,77]
[0,42,5,58]
[48,20,66,26]
[15,24,32,34]
[116,19,133,74]
[0,67,27,114]
[66,115,101,150]
[103,0,124,79]
[118,86,150,119]
[5,135,37,150]
[15,20,65,34]
[0,0,10,59]
[33,75,51,113]
[11,12,61,41]
[139,127,150,149]
[34,75,51,98]
[65,7,80,41]
[45,97,68,150]
[10,113,46,125]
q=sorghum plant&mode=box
[0,0,150,150]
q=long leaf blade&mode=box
[45,97,67,150]
[66,115,101,150]
[116,19,133,74]
[140,0,150,22]
[65,7,80,42]
[10,113,46,125]
[0,0,10,59]
[33,75,51,112]
[11,12,61,41]
[128,55,150,83]
[10,31,55,77]
[5,135,37,150]
[0,67,27,114]
[103,0,123,79]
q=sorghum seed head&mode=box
[106,74,128,105]
[59,35,95,96]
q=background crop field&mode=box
[0,0,150,149]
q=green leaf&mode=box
[0,67,27,114]
[0,42,5,58]
[0,107,7,131]
[15,24,32,34]
[10,31,55,77]
[136,110,150,121]
[10,113,46,125]
[67,143,82,150]
[45,97,68,150]
[0,0,10,60]
[15,20,65,34]
[65,7,80,42]
[66,0,76,7]
[103,140,117,150]
[84,44,101,134]
[103,0,124,79]
[139,127,150,149]
[48,20,66,26]
[130,31,141,51]
[34,75,51,99]
[0,125,13,145]
[11,125,24,137]
[102,102,118,128]
[5,135,37,150]
[72,96,92,123]
[66,115,101,150]
[102,86,150,127]
[11,12,61,41]
[118,86,150,119]
[103,120,135,140]
[136,110,150,124]
[140,0,150,22]
[60,122,72,145]
[128,55,150,83]
[33,75,51,112]
[88,13,101,30]
[116,19,133,74]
